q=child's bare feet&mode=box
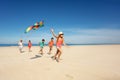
[51,56,57,60]
[47,52,51,55]
[56,58,59,62]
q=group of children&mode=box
[18,29,67,62]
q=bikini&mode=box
[56,38,63,48]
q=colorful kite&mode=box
[25,26,33,33]
[25,21,44,33]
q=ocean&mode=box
[0,43,120,47]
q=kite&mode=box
[25,26,33,33]
[25,21,44,33]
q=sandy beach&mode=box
[0,45,120,80]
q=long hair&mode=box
[56,34,63,43]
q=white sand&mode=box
[0,45,120,80]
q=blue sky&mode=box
[0,0,120,44]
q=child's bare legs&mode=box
[56,48,62,62]
[29,47,31,52]
[19,48,23,53]
[53,48,62,62]
[49,46,52,54]
[19,49,22,53]
[39,47,43,55]
[53,49,59,59]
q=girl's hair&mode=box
[20,40,22,42]
[42,39,45,41]
[56,34,63,42]
[51,37,54,40]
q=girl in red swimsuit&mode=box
[51,29,67,62]
[28,40,32,52]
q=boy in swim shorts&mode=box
[48,37,54,54]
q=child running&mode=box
[18,40,23,53]
[48,37,54,54]
[39,39,45,55]
[51,29,67,62]
[28,40,32,52]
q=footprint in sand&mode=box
[65,74,74,80]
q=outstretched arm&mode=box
[50,29,57,38]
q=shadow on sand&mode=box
[30,55,42,59]
[20,51,25,53]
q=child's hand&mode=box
[51,28,54,32]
